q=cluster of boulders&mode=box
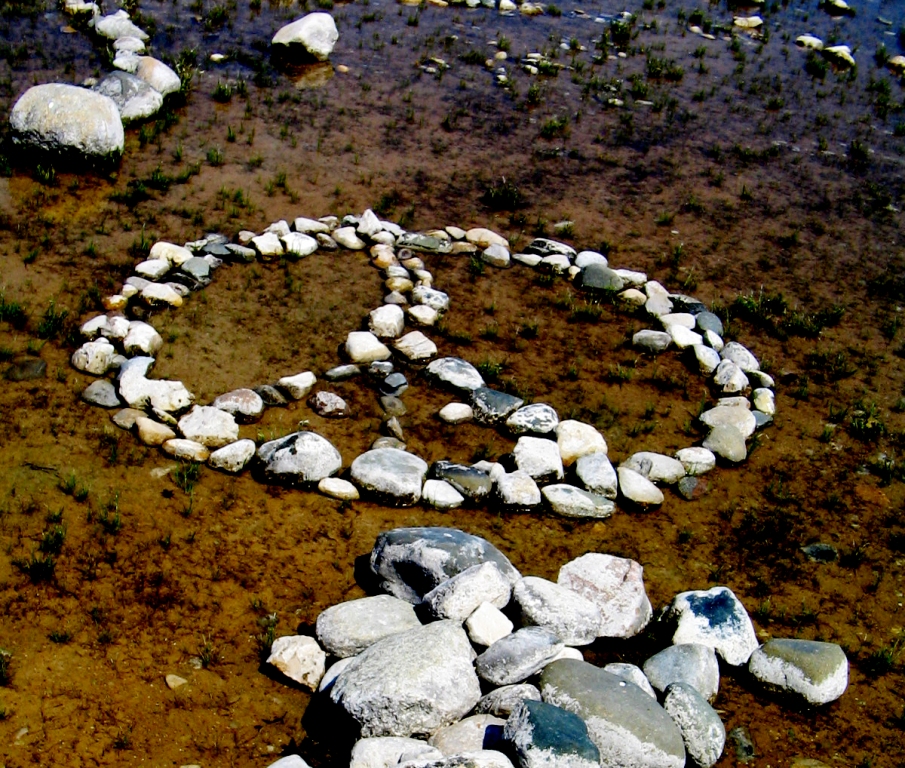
[9,9,338,162]
[260,527,849,768]
[72,206,775,513]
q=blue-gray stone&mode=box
[695,311,723,336]
[397,233,450,253]
[380,372,408,396]
[370,527,520,603]
[325,364,361,381]
[431,461,493,500]
[580,263,623,292]
[472,387,524,425]
[503,699,600,768]
[752,410,773,429]
[224,243,257,262]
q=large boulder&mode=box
[10,84,124,161]
[256,431,342,484]
[272,12,339,61]
[350,448,428,506]
[370,527,520,603]
[539,660,685,768]
[513,576,602,646]
[329,621,481,737]
[92,71,163,123]
[315,595,421,658]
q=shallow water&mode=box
[0,0,904,765]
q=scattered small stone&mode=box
[439,403,474,424]
[308,390,350,418]
[801,543,838,563]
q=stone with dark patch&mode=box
[431,461,493,501]
[503,699,600,768]
[471,387,524,425]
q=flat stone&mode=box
[431,461,493,501]
[475,627,564,686]
[503,699,600,768]
[643,643,720,702]
[135,415,175,446]
[112,408,145,429]
[668,325,703,349]
[140,282,183,308]
[439,403,474,424]
[570,454,618,501]
[212,388,264,423]
[513,436,564,483]
[466,602,514,647]
[177,405,238,448]
[369,304,405,338]
[92,70,162,122]
[395,331,438,361]
[496,471,542,510]
[542,484,615,519]
[351,449,428,506]
[633,330,672,353]
[662,683,726,768]
[472,387,524,425]
[412,285,450,313]
[279,371,317,399]
[721,341,759,372]
[165,674,187,690]
[558,553,652,639]
[702,425,747,463]
[267,635,326,691]
[422,479,466,510]
[700,406,756,439]
[257,431,343,484]
[333,227,367,250]
[95,10,148,40]
[346,332,391,364]
[424,562,511,621]
[371,527,520,603]
[617,467,664,508]
[556,420,606,466]
[506,403,559,435]
[695,312,723,336]
[318,477,359,500]
[514,576,602,646]
[82,379,121,408]
[325,365,360,382]
[161,438,210,463]
[428,358,486,391]
[329,621,481,737]
[316,595,421,658]
[208,439,256,473]
[801,543,838,563]
[117,357,194,413]
[747,639,848,706]
[483,244,511,268]
[664,586,759,666]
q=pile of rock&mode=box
[262,527,849,768]
[72,207,774,512]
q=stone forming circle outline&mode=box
[72,209,776,510]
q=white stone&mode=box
[113,35,145,53]
[178,405,239,448]
[294,216,331,235]
[466,602,513,647]
[753,388,774,416]
[346,332,391,364]
[617,467,664,507]
[505,403,559,435]
[466,228,508,248]
[369,304,405,338]
[614,268,647,286]
[512,253,542,267]
[558,553,652,638]
[643,643,720,702]
[675,447,716,476]
[150,241,192,265]
[439,403,474,424]
[134,56,181,96]
[575,250,607,269]
[713,359,749,394]
[721,341,759,372]
[140,282,184,308]
[496,470,541,508]
[279,370,317,399]
[252,232,283,257]
[556,420,607,466]
[659,312,695,329]
[333,227,367,250]
[483,244,511,268]
[621,452,686,485]
[602,663,657,699]
[407,304,439,326]
[135,416,175,446]
[123,321,162,355]
[71,338,116,375]
[424,562,511,621]
[135,259,170,280]
[267,635,326,691]
[514,576,602,646]
[747,639,848,706]
[422,479,465,510]
[667,586,759,666]
[513,436,563,482]
[162,438,210,463]
[94,10,148,40]
[282,232,318,257]
[394,331,437,361]
[272,12,339,61]
[118,357,193,412]
[316,595,421,658]
[700,406,757,438]
[208,439,256,473]
[542,484,615,519]
[412,285,450,313]
[574,452,618,498]
[668,324,703,349]
[265,220,291,237]
[350,737,442,768]
[694,344,721,375]
[318,477,360,500]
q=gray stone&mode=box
[712,359,749,394]
[642,644,720,702]
[503,699,600,768]
[316,595,421,658]
[330,621,481,738]
[574,453,618,499]
[111,407,145,430]
[727,727,755,763]
[82,379,121,408]
[180,257,212,286]
[720,341,759,372]
[617,467,664,508]
[351,449,428,506]
[472,388,524,425]
[747,639,848,705]
[542,484,615,519]
[212,388,264,423]
[513,436,564,483]
[580,263,624,292]
[558,554,652,639]
[677,476,707,501]
[423,562,511,621]
[431,461,493,501]
[621,452,685,485]
[428,357,485,391]
[506,403,559,435]
[664,586,759,666]
[633,330,671,353]
[702,425,747,463]
[257,431,343,484]
[539,660,685,768]
[398,233,450,253]
[380,395,407,417]
[224,243,257,262]
[272,12,339,61]
[350,737,443,768]
[370,527,520,603]
[601,663,657,699]
[674,447,716,476]
[514,576,602,646]
[475,627,564,686]
[801,543,837,563]
[413,286,450,313]
[662,683,725,768]
[255,384,288,406]
[495,471,542,510]
[92,71,162,122]
[325,364,360,382]
[752,410,773,429]
[476,684,542,717]
[695,312,723,336]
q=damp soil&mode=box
[1,0,905,765]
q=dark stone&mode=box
[471,387,524,425]
[685,589,739,628]
[431,461,493,501]
[255,384,288,406]
[370,527,521,603]
[802,543,838,563]
[523,238,575,258]
[677,476,709,500]
[728,726,756,763]
[4,358,46,381]
[670,294,708,315]
[695,310,724,336]
[380,372,408,396]
[379,395,407,417]
[504,699,600,766]
[579,263,623,292]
